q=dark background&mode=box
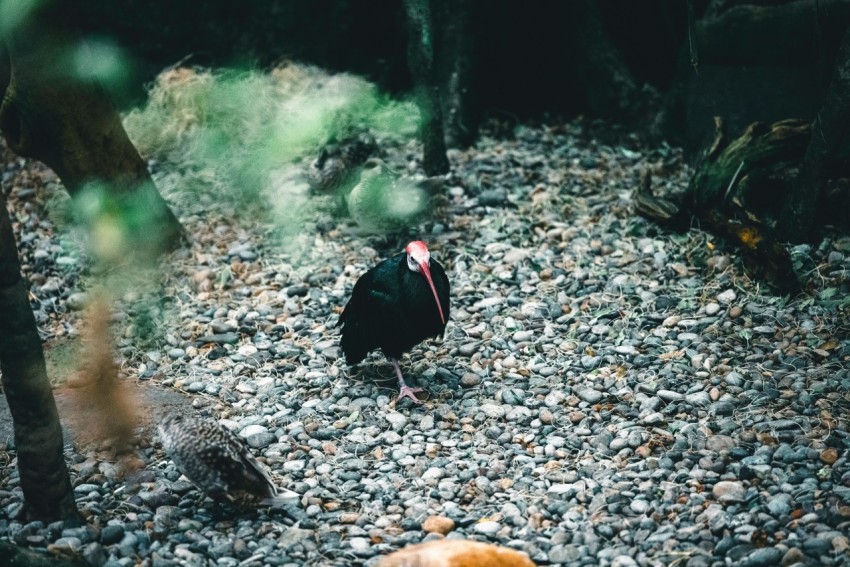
[76,0,690,118]
[69,0,850,157]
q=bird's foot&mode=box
[395,385,426,405]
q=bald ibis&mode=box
[338,241,450,404]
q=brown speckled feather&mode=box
[158,413,291,507]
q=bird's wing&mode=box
[338,264,406,363]
[215,426,276,496]
[347,275,402,324]
[338,260,398,326]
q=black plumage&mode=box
[337,241,450,403]
[158,413,296,508]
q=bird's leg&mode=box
[391,358,425,404]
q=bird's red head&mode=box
[405,241,446,325]
[405,240,430,265]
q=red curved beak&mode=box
[418,261,446,325]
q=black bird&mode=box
[338,241,450,404]
[158,413,298,508]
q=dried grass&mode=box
[66,291,139,458]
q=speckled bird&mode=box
[337,241,450,404]
[158,413,297,507]
[306,133,377,194]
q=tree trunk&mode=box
[0,191,79,524]
[0,0,183,260]
[0,42,8,99]
[778,27,850,242]
[567,0,644,120]
[635,119,812,293]
[659,0,850,154]
[404,0,450,176]
[696,0,850,67]
[434,0,476,148]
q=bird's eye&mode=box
[407,255,420,272]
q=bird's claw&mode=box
[395,385,426,405]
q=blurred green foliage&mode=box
[121,62,420,246]
[69,37,131,92]
[0,0,40,36]
[123,63,418,200]
[345,161,433,234]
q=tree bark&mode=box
[0,42,8,99]
[0,0,183,259]
[635,119,812,293]
[567,0,644,120]
[404,0,450,176]
[0,191,79,523]
[696,0,850,67]
[434,0,476,148]
[777,27,850,242]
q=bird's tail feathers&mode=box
[261,488,300,507]
[339,330,369,365]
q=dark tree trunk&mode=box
[778,27,850,242]
[567,0,646,120]
[0,42,8,98]
[0,0,185,524]
[434,0,476,148]
[687,120,811,212]
[403,0,450,176]
[0,0,183,260]
[696,0,850,67]
[635,119,812,293]
[660,0,850,154]
[0,191,79,524]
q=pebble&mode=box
[577,388,602,404]
[474,521,501,536]
[738,547,783,567]
[549,545,582,564]
[704,302,721,315]
[713,481,746,504]
[239,424,269,438]
[717,289,737,304]
[460,373,481,387]
[513,330,533,342]
[421,467,443,481]
[479,404,506,419]
[5,120,850,567]
[630,500,649,515]
[766,494,792,517]
[422,516,454,535]
[544,390,565,407]
[657,389,684,402]
[100,525,124,545]
[66,292,88,311]
[167,348,186,359]
[458,343,478,356]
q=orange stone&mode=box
[377,540,536,567]
[821,448,839,465]
[422,515,455,535]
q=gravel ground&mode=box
[2,120,850,567]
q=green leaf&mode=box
[820,287,838,300]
